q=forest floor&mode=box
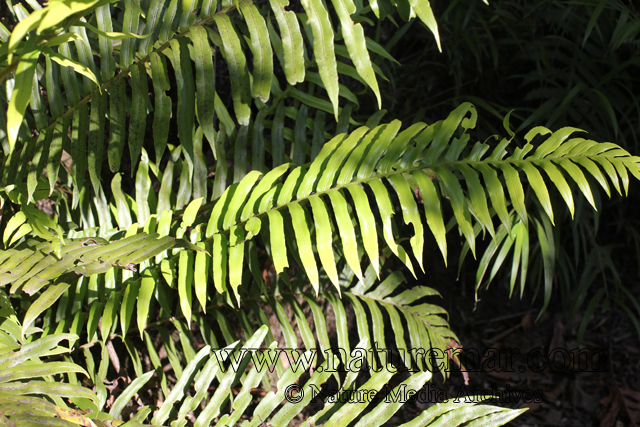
[428,275,640,427]
[418,189,640,427]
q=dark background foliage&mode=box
[360,0,640,424]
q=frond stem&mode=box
[207,150,630,236]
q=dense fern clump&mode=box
[0,0,638,425]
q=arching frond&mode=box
[0,275,522,427]
[1,99,638,424]
[196,103,640,301]
[1,0,445,202]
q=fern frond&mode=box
[397,398,526,426]
[1,0,438,199]
[2,103,638,371]
[0,308,515,427]
[0,287,512,427]
[195,103,639,301]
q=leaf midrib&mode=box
[212,149,626,236]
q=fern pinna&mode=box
[1,0,639,424]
